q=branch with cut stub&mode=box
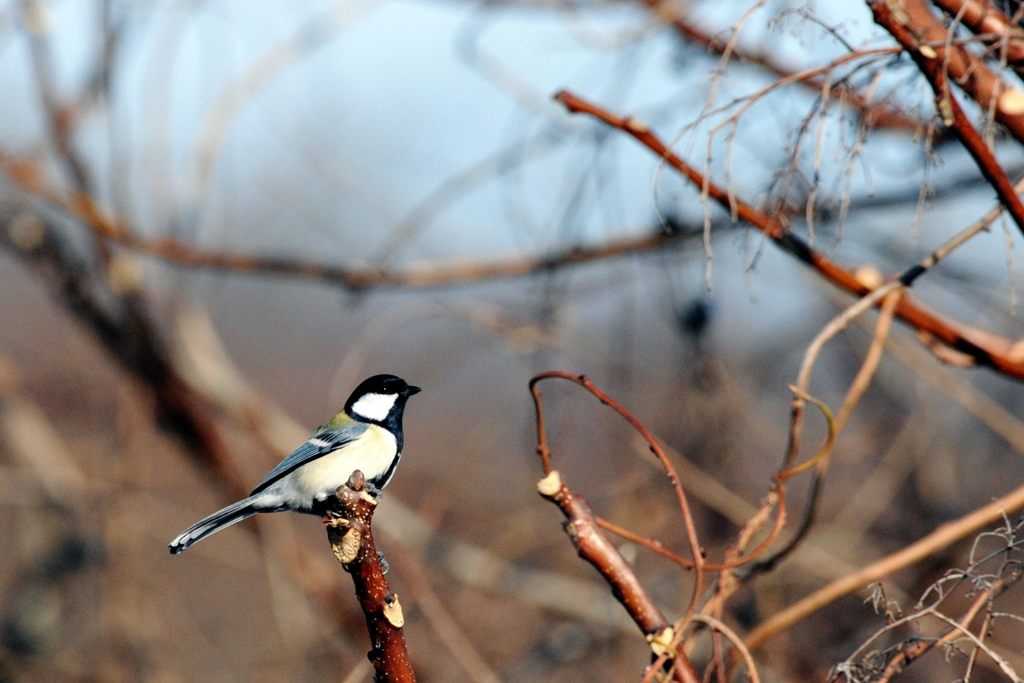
[530,372,702,683]
[535,470,699,683]
[323,471,416,683]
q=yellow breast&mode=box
[294,425,398,497]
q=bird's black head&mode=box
[344,374,421,429]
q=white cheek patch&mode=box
[351,392,398,422]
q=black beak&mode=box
[404,385,422,396]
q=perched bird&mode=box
[169,374,420,555]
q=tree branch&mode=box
[869,0,1024,237]
[875,0,1024,144]
[553,88,1024,382]
[930,0,1024,67]
[0,151,703,290]
[324,471,416,683]
[534,470,699,683]
[638,0,928,132]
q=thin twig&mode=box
[638,0,926,131]
[743,480,1024,653]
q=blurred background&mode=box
[2,0,1024,680]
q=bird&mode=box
[168,374,420,555]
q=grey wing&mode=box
[250,422,368,495]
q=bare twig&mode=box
[873,574,1009,682]
[930,0,1024,66]
[877,0,1024,143]
[743,480,1024,653]
[0,151,701,290]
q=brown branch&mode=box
[742,478,1024,653]
[530,372,705,594]
[874,575,1000,683]
[874,0,1024,144]
[18,0,117,265]
[534,470,698,683]
[324,471,416,683]
[552,88,1024,382]
[870,0,1024,238]
[528,373,700,683]
[930,0,1024,66]
[0,152,701,290]
[638,0,926,132]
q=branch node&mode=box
[999,88,1024,116]
[647,626,676,657]
[936,97,955,127]
[383,593,406,628]
[537,470,563,497]
[347,469,367,491]
[331,526,362,564]
[624,116,651,134]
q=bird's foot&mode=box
[377,550,390,575]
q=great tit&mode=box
[168,374,420,555]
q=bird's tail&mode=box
[168,495,262,555]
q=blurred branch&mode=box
[931,0,1024,67]
[1,152,700,289]
[743,479,1024,653]
[870,1,1024,235]
[640,0,927,132]
[553,89,1024,382]
[0,209,245,494]
[20,0,94,197]
[876,0,1024,143]
[324,472,416,683]
[0,360,89,503]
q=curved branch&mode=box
[528,373,701,683]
